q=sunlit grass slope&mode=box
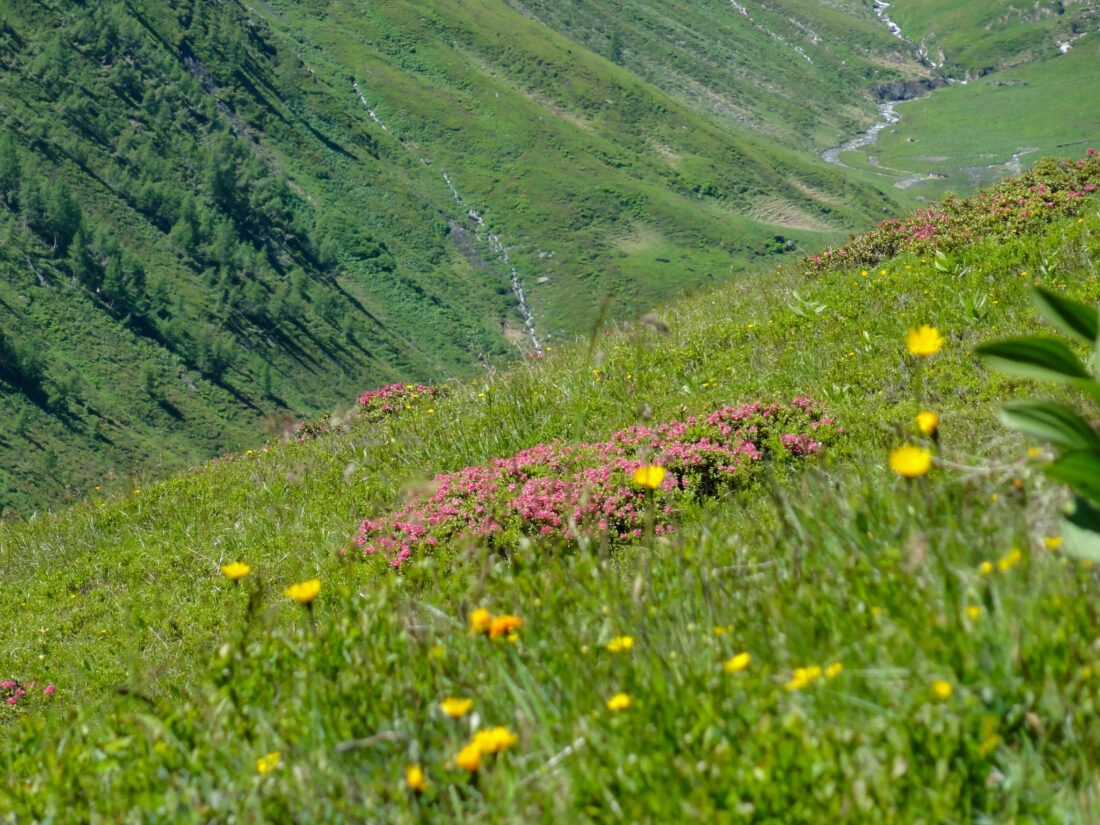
[2,160,1100,821]
[0,0,907,514]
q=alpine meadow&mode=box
[3,1,1100,823]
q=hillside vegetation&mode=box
[2,155,1099,821]
[0,0,919,514]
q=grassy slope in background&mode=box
[0,0,912,515]
[2,158,1099,821]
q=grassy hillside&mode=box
[0,0,916,514]
[2,155,1099,821]
[830,40,1100,204]
[889,0,1099,78]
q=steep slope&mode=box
[1,158,1099,821]
[0,0,908,513]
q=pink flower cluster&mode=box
[805,150,1100,274]
[351,399,841,566]
[2,679,55,708]
[291,383,439,443]
[356,383,436,412]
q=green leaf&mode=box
[999,400,1100,451]
[1030,287,1099,345]
[975,337,1100,403]
[1044,450,1100,507]
[1062,496,1100,562]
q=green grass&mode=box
[2,169,1100,820]
[837,47,1100,205]
[0,0,918,514]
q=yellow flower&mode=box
[785,666,823,691]
[606,692,631,711]
[916,411,939,437]
[965,606,983,620]
[489,614,524,639]
[713,625,732,636]
[997,548,1023,572]
[724,652,751,673]
[825,662,843,679]
[471,726,518,754]
[606,635,634,653]
[632,465,666,489]
[440,697,474,718]
[455,743,481,772]
[1027,446,1043,458]
[256,751,281,774]
[284,578,321,604]
[221,562,251,581]
[405,765,428,792]
[1043,536,1063,550]
[470,607,492,634]
[906,324,944,356]
[890,445,932,478]
[979,561,993,575]
[931,680,953,700]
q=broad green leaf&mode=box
[976,337,1100,403]
[999,400,1100,451]
[1062,496,1100,562]
[1044,450,1100,507]
[1030,287,1099,345]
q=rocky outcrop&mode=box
[872,76,947,101]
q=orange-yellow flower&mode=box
[632,465,666,489]
[997,548,1023,572]
[906,325,944,356]
[221,562,250,581]
[471,726,518,754]
[723,652,751,673]
[470,607,492,634]
[890,445,932,478]
[489,614,524,639]
[917,411,939,437]
[284,578,321,604]
[455,742,481,772]
[440,697,474,718]
[606,693,631,711]
[931,680,953,700]
[405,765,428,791]
[606,635,634,653]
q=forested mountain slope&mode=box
[0,0,921,513]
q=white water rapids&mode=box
[353,80,541,352]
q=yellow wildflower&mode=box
[965,606,983,620]
[221,562,250,581]
[825,662,843,679]
[931,680,953,700]
[440,698,474,718]
[906,325,944,356]
[455,743,481,772]
[916,411,939,437]
[997,548,1023,572]
[979,561,993,575]
[890,445,932,478]
[470,607,492,634]
[488,614,524,639]
[471,726,518,754]
[256,751,281,774]
[1043,537,1063,550]
[405,765,428,792]
[724,652,751,673]
[632,465,666,489]
[284,578,321,604]
[606,693,631,711]
[606,636,634,653]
